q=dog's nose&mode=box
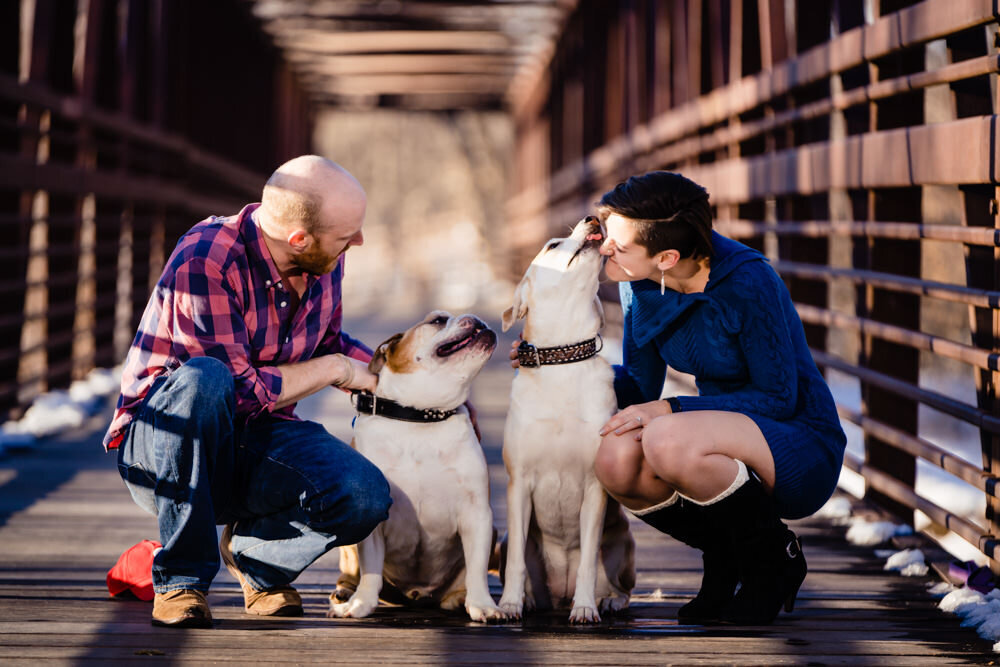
[459,315,487,331]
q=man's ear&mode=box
[287,228,310,252]
[368,333,403,375]
[501,276,531,332]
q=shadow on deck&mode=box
[0,314,993,665]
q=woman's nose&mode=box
[599,239,613,255]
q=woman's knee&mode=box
[594,433,644,496]
[639,417,698,483]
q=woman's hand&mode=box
[599,400,672,440]
[509,338,521,369]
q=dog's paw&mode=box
[330,585,354,603]
[599,594,630,614]
[498,595,524,620]
[466,600,508,623]
[568,603,602,624]
[328,595,377,619]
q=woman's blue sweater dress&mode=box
[613,232,847,518]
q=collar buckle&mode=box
[518,340,541,368]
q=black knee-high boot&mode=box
[699,472,807,625]
[636,497,739,623]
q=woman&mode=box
[591,171,846,625]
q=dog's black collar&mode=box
[517,335,602,368]
[352,391,460,423]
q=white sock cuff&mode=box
[629,492,679,516]
[682,459,750,507]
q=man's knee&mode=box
[163,357,234,411]
[313,465,392,545]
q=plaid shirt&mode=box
[103,203,371,450]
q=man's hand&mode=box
[331,353,378,393]
[598,400,673,440]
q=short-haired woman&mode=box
[592,171,846,625]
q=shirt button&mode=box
[285,336,290,343]
[280,301,288,308]
[265,280,272,287]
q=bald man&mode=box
[104,156,392,628]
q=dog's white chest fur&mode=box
[506,359,615,471]
[354,415,488,591]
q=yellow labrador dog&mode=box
[329,311,505,622]
[498,217,635,623]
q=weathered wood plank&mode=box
[0,318,994,663]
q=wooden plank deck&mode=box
[0,316,994,665]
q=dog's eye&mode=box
[429,315,448,326]
[546,241,560,251]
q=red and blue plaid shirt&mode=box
[103,203,372,450]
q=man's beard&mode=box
[292,244,343,275]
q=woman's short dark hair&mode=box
[596,171,713,259]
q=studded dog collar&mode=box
[516,336,602,368]
[352,391,460,423]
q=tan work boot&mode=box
[151,589,213,628]
[220,524,304,617]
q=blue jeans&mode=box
[117,357,391,594]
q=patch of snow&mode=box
[0,365,120,445]
[846,518,912,546]
[928,581,955,596]
[883,549,928,577]
[815,496,853,524]
[940,588,1000,650]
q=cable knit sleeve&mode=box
[674,264,798,418]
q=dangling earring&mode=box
[660,271,666,296]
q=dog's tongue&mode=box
[586,232,603,241]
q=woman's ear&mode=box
[655,249,681,271]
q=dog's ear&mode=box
[593,294,605,331]
[501,277,531,332]
[369,333,403,375]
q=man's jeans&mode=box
[117,357,391,594]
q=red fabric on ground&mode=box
[107,539,161,601]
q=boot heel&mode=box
[783,586,799,612]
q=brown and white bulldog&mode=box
[329,311,505,622]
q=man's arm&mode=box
[272,353,376,410]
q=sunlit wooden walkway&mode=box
[0,316,994,665]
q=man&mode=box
[104,155,392,628]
